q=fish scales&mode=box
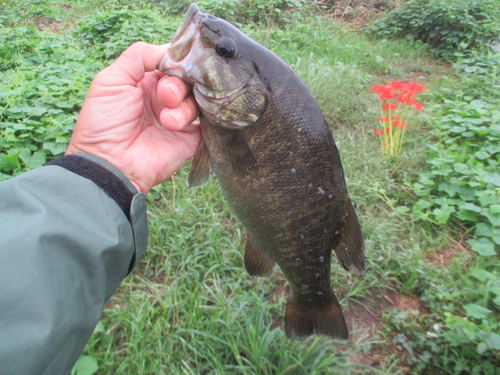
[158,3,365,339]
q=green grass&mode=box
[1,1,499,374]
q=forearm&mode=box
[0,153,148,375]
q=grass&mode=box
[1,1,499,374]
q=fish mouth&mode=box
[171,3,200,45]
[157,4,204,79]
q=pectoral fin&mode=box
[224,130,258,176]
[244,234,275,277]
[333,199,366,275]
[187,140,212,188]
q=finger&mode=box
[157,76,193,108]
[96,42,168,86]
[180,121,200,133]
[159,95,199,132]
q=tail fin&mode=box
[333,199,366,275]
[285,295,348,339]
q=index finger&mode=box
[97,42,168,86]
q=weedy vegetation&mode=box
[1,0,499,374]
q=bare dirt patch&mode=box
[318,0,401,28]
[59,2,72,10]
[427,232,472,270]
[34,16,63,33]
[344,286,427,370]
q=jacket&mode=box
[0,152,148,375]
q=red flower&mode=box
[383,102,398,111]
[389,81,404,90]
[373,129,383,135]
[371,85,394,100]
[409,100,423,111]
[406,82,426,93]
[378,116,390,122]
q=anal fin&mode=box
[333,199,366,275]
[244,234,275,277]
[285,294,348,340]
[187,139,212,188]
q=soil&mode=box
[317,0,402,28]
[343,285,426,371]
[34,16,63,33]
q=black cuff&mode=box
[46,155,134,221]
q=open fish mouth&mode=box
[157,4,204,79]
[167,4,202,63]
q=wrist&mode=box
[65,144,145,193]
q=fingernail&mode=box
[167,109,184,128]
[164,83,179,102]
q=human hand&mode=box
[66,42,201,193]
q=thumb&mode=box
[97,42,168,86]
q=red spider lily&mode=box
[371,85,394,100]
[392,119,407,129]
[371,80,426,156]
[389,81,404,90]
[383,102,398,111]
[409,100,422,111]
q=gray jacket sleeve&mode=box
[0,153,148,375]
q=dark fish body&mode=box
[158,4,365,339]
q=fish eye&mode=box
[215,38,236,59]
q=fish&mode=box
[158,3,365,339]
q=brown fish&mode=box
[158,3,365,339]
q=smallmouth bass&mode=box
[158,3,365,339]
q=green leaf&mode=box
[493,295,500,308]
[483,173,500,187]
[438,182,460,197]
[477,342,488,355]
[1,153,19,172]
[474,151,490,160]
[485,333,500,350]
[463,303,491,319]
[43,142,67,156]
[475,222,494,238]
[420,177,435,185]
[395,206,410,213]
[470,268,496,281]
[467,237,496,256]
[486,144,500,154]
[19,150,46,169]
[481,208,500,227]
[71,355,98,375]
[461,203,482,213]
[93,321,105,335]
[457,209,478,222]
[432,167,452,176]
[490,205,500,215]
[433,206,455,224]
